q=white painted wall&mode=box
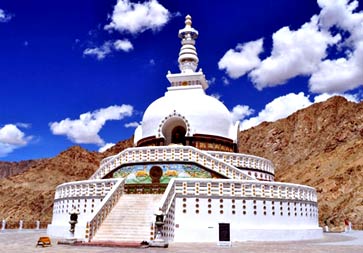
[172,196,321,242]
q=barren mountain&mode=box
[0,160,43,179]
[0,96,362,231]
[239,96,363,230]
[0,138,133,227]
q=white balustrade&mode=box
[207,150,275,175]
[54,178,120,201]
[158,178,317,213]
[90,146,256,181]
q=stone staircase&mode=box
[91,194,162,242]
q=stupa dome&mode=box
[134,85,238,145]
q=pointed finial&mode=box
[185,15,192,27]
[177,15,199,73]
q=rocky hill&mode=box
[238,96,363,230]
[0,138,133,227]
[0,96,362,231]
[0,160,43,179]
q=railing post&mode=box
[1,219,5,231]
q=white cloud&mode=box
[222,76,230,85]
[313,92,359,103]
[84,39,134,60]
[114,39,133,52]
[0,124,33,157]
[211,93,222,100]
[0,124,31,145]
[83,41,112,60]
[240,92,312,130]
[99,143,115,153]
[124,121,139,128]
[218,39,263,79]
[208,77,216,86]
[219,0,363,94]
[15,123,31,129]
[230,105,254,123]
[105,0,170,34]
[49,104,133,145]
[309,0,363,93]
[0,9,12,23]
[240,91,361,130]
[249,16,339,90]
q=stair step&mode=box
[92,194,162,242]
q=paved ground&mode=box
[0,229,363,253]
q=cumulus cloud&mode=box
[49,105,133,146]
[124,121,139,128]
[0,9,12,23]
[105,0,170,34]
[250,16,340,90]
[240,92,312,130]
[240,91,360,130]
[309,39,363,93]
[309,0,363,93]
[0,124,33,157]
[219,0,363,94]
[218,39,263,79]
[230,105,254,123]
[99,143,115,152]
[84,0,170,60]
[114,39,133,52]
[313,92,359,103]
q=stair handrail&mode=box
[91,146,256,181]
[86,178,125,242]
[158,178,177,215]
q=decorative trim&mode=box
[157,110,191,138]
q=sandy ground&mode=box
[0,229,363,253]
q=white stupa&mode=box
[48,15,322,244]
[135,15,238,148]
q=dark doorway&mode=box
[219,223,230,241]
[171,126,186,145]
[149,166,163,184]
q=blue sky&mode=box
[0,0,362,161]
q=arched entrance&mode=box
[171,126,186,145]
[161,116,188,145]
[149,166,163,184]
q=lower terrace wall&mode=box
[173,196,321,242]
[47,178,122,240]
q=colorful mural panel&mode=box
[113,163,213,184]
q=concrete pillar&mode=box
[19,220,23,230]
[36,220,40,230]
